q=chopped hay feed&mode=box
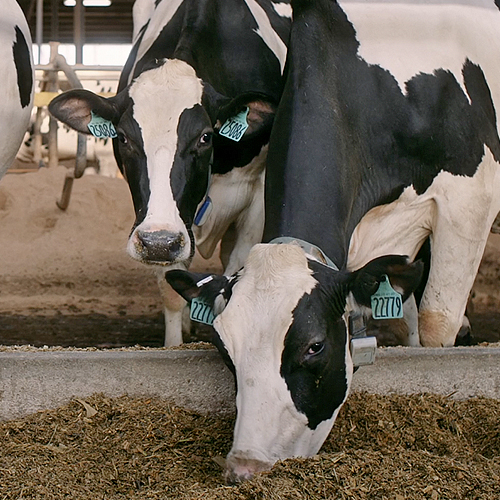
[0,393,499,499]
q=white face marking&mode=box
[272,2,292,19]
[127,59,204,262]
[215,243,348,465]
[244,0,288,73]
[339,0,500,117]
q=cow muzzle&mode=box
[130,228,188,264]
[224,454,273,484]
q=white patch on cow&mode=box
[127,59,203,262]
[216,243,345,467]
[272,2,292,19]
[348,148,500,346]
[0,0,34,179]
[132,0,156,42]
[128,0,185,83]
[244,0,288,73]
[340,1,500,118]
[193,144,267,275]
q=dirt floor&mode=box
[1,164,500,347]
[0,392,499,499]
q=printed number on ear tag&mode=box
[87,111,117,139]
[190,297,215,325]
[219,107,249,142]
[370,275,403,320]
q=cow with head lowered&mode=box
[48,0,291,346]
[0,0,34,181]
[167,0,500,482]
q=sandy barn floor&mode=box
[0,164,499,347]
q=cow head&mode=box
[166,243,423,483]
[48,58,276,266]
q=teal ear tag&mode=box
[87,111,117,139]
[219,107,249,142]
[190,297,215,325]
[370,275,403,320]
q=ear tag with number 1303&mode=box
[370,275,403,320]
[190,297,215,325]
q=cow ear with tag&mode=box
[216,92,277,142]
[166,269,237,316]
[349,255,424,308]
[48,88,126,136]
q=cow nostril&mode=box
[136,230,185,261]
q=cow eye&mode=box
[199,132,212,146]
[307,342,325,356]
[117,132,128,144]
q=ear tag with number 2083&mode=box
[370,275,403,320]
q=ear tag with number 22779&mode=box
[370,275,403,320]
[87,111,117,139]
[219,107,249,142]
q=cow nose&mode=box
[224,456,273,484]
[136,229,184,262]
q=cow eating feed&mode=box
[167,0,500,482]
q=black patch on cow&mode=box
[281,262,349,430]
[463,59,500,162]
[170,105,213,227]
[13,26,32,109]
[112,105,149,229]
[495,0,500,11]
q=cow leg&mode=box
[419,175,500,347]
[155,267,186,347]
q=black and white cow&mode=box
[166,0,500,482]
[48,0,291,346]
[0,0,34,181]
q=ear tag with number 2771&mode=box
[219,107,249,142]
[190,297,215,326]
[87,111,117,139]
[370,275,403,320]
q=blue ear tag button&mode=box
[219,107,249,142]
[87,111,117,139]
[190,297,215,325]
[370,275,403,320]
[194,196,213,226]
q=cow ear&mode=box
[48,88,125,135]
[349,255,424,307]
[166,270,236,315]
[216,92,277,140]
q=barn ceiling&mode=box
[17,0,134,45]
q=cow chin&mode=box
[127,224,192,265]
